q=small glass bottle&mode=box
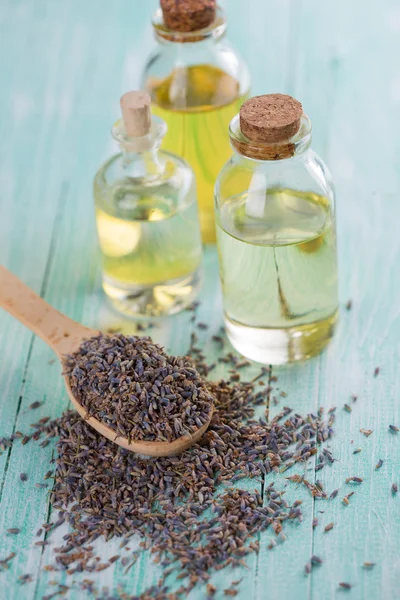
[215,94,339,365]
[141,0,250,243]
[93,91,202,318]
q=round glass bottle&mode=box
[93,92,202,318]
[141,0,250,243]
[215,94,339,365]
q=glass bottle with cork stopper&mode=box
[215,94,339,364]
[141,0,250,243]
[93,91,203,318]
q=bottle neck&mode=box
[229,114,312,162]
[152,6,227,45]
[120,148,164,180]
[112,115,167,180]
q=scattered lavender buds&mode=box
[63,334,214,443]
[1,359,336,597]
[1,325,377,598]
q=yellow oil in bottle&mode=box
[216,188,339,364]
[148,64,249,243]
[94,181,202,317]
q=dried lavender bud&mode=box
[324,522,334,532]
[206,584,217,596]
[17,574,32,585]
[29,401,43,410]
[389,424,399,433]
[339,582,352,590]
[375,459,383,470]
[360,429,373,437]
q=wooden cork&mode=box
[120,91,151,137]
[240,94,303,144]
[160,0,216,32]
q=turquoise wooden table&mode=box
[1,0,400,598]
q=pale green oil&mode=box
[216,188,339,363]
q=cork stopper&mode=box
[240,94,303,144]
[120,91,151,137]
[160,0,216,32]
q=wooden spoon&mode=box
[0,266,212,457]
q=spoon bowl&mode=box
[0,265,212,457]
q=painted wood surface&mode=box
[1,0,400,598]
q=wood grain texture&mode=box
[1,0,400,598]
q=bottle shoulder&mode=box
[215,149,335,204]
[94,151,195,194]
[141,38,250,105]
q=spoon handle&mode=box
[0,265,95,357]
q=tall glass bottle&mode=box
[93,91,202,318]
[141,0,250,243]
[215,94,339,364]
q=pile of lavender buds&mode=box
[63,333,214,443]
[0,325,339,600]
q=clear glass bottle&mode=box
[215,94,339,365]
[141,1,250,243]
[93,91,202,318]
